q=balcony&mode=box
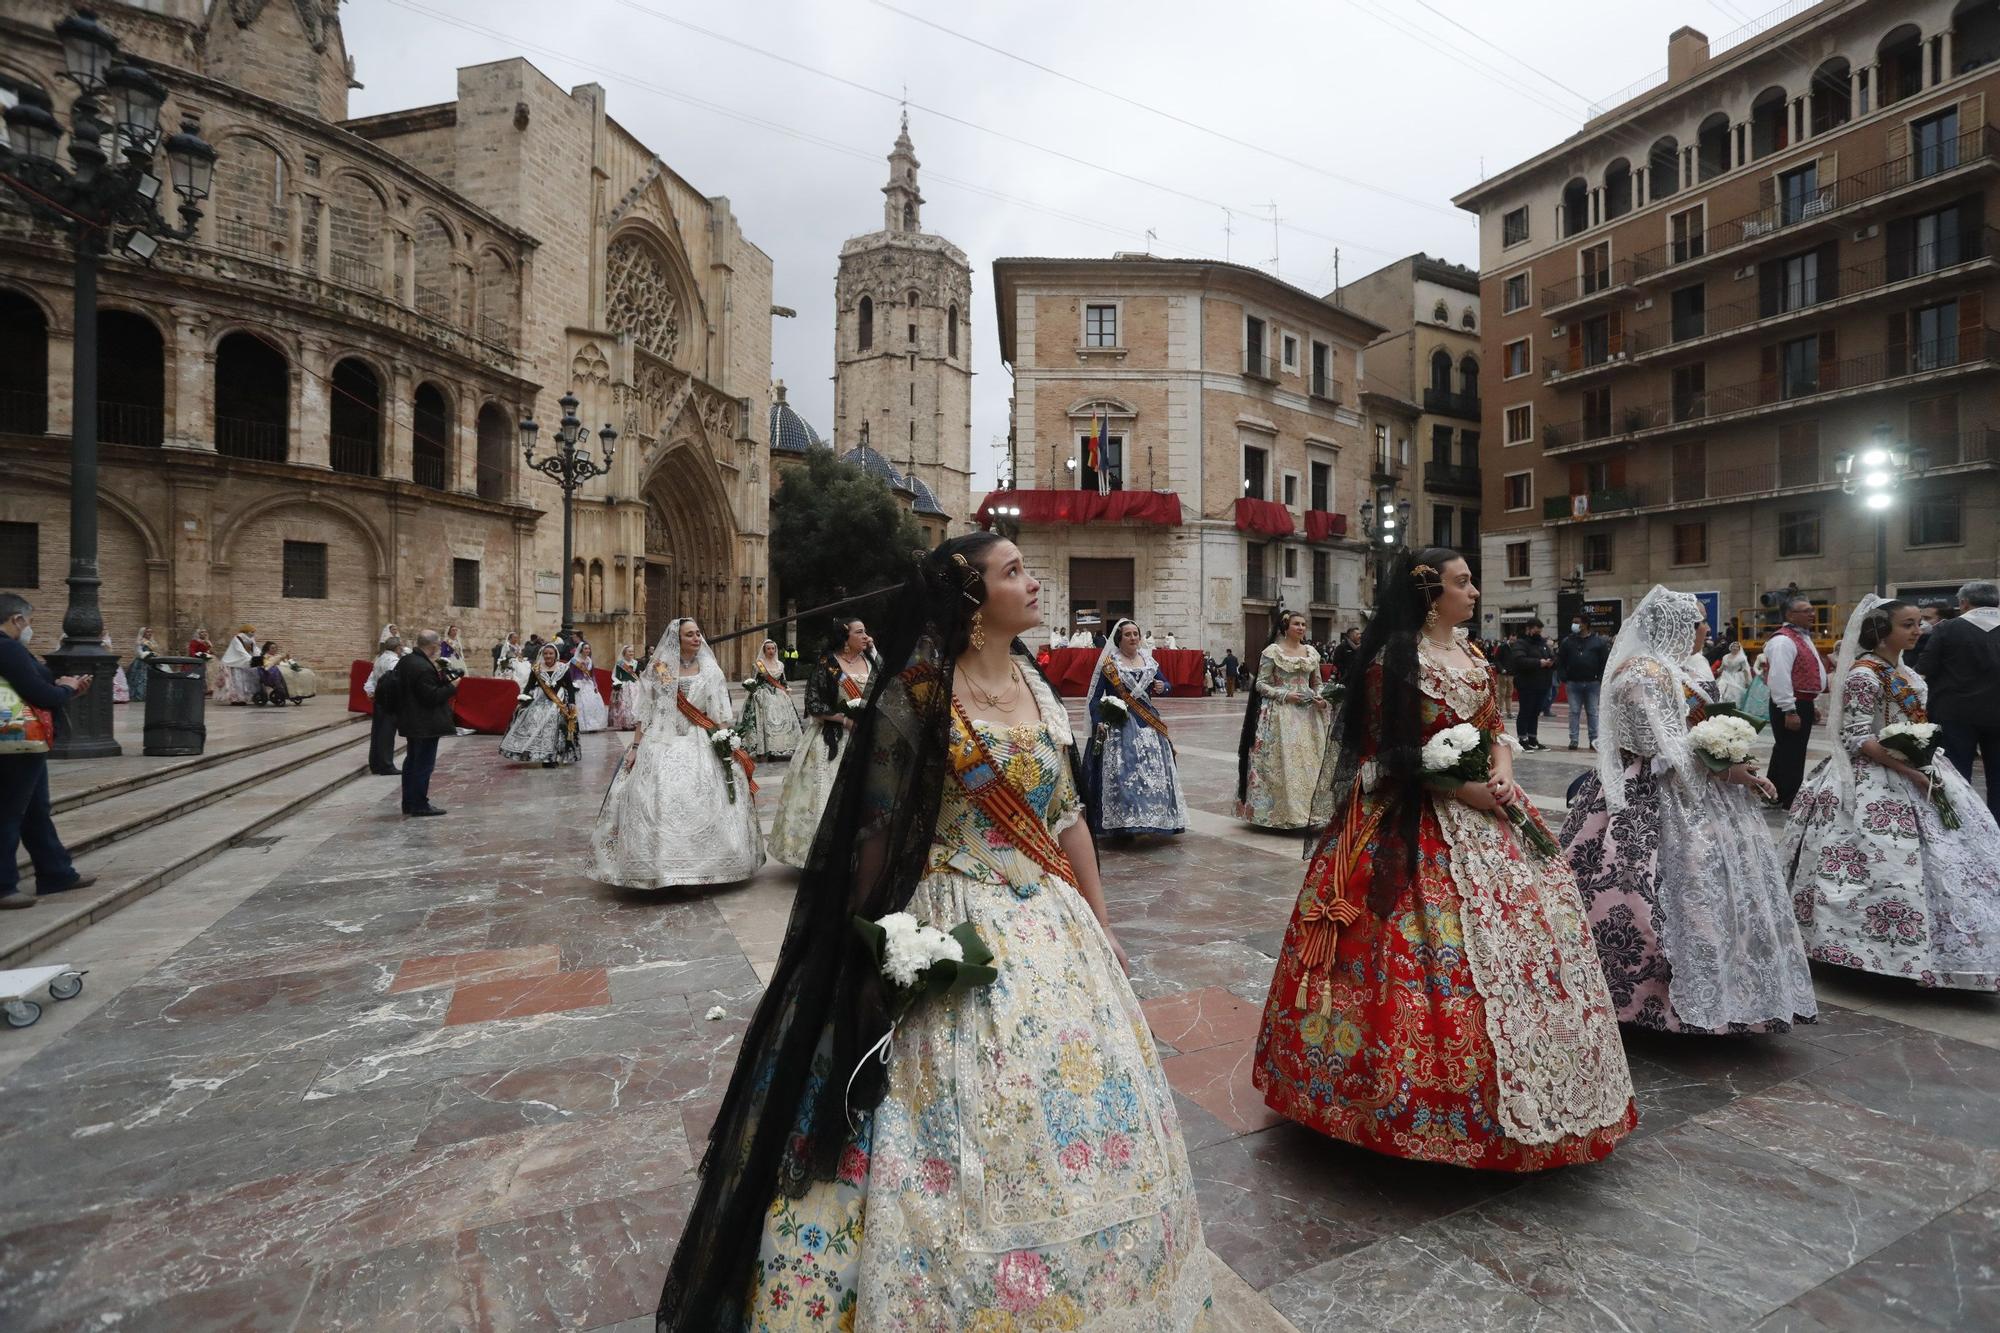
[214,416,288,462]
[1623,230,2000,361]
[1423,387,1481,419]
[1541,256,1641,315]
[212,216,288,262]
[1541,486,1647,521]
[1543,329,2000,453]
[330,434,380,477]
[1242,573,1281,602]
[1244,349,1280,383]
[1311,370,1342,402]
[1424,460,1482,496]
[98,399,164,448]
[1628,125,2000,286]
[1371,452,1408,484]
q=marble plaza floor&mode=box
[1,693,1997,1331]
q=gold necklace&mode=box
[960,661,1022,709]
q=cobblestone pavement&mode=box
[1,695,1996,1331]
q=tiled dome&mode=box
[767,380,825,454]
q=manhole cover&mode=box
[237,835,284,849]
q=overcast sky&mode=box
[345,0,1779,494]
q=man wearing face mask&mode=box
[0,593,97,909]
[1555,614,1610,750]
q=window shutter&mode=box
[1757,173,1776,213]
[1608,455,1628,488]
[1568,462,1585,494]
[1960,195,1985,257]
[1568,322,1582,371]
[1960,290,1984,362]
[1759,343,1778,401]
[1886,311,1908,376]
[1817,328,1837,390]
[1886,215,1915,280]
[1818,242,1840,299]
[1608,310,1624,356]
[1886,123,1909,174]
[1757,259,1780,318]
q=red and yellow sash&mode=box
[1099,659,1171,740]
[837,670,866,703]
[1683,682,1709,725]
[1856,656,1927,722]
[676,690,759,794]
[947,696,1078,888]
[531,670,577,743]
[1290,792,1382,983]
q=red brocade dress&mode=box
[1251,638,1638,1170]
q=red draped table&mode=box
[347,661,611,735]
[1039,647,1208,698]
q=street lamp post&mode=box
[519,392,617,641]
[1834,427,1931,597]
[1360,487,1410,588]
[0,9,218,758]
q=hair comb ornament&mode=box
[949,551,983,603]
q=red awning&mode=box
[1303,509,1349,542]
[1233,497,1295,537]
[975,489,1183,527]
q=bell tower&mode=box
[199,0,357,124]
[883,111,923,234]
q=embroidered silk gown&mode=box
[747,670,1210,1328]
[769,655,869,867]
[743,660,806,761]
[609,661,644,730]
[1251,640,1637,1170]
[1240,645,1331,829]
[1785,657,2000,989]
[500,669,582,765]
[1082,656,1188,836]
[593,667,764,888]
[1560,663,1818,1032]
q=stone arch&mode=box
[209,128,294,258]
[1,468,159,648]
[0,287,50,434]
[641,435,739,648]
[212,495,384,672]
[605,221,704,365]
[326,169,389,290]
[412,208,458,324]
[97,308,166,447]
[412,380,452,490]
[330,356,384,476]
[857,294,874,351]
[1429,347,1454,394]
[1063,394,1137,417]
[475,246,518,342]
[476,400,513,500]
[588,558,606,614]
[212,329,291,461]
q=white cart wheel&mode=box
[48,972,83,1001]
[3,998,41,1028]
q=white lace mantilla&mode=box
[1421,642,1635,1145]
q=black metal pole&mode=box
[704,582,902,648]
[559,453,575,640]
[46,237,121,758]
[1875,510,1888,597]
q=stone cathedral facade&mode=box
[832,116,974,531]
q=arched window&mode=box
[1750,86,1788,159]
[1430,348,1454,393]
[1957,1,2000,78]
[902,201,914,230]
[1459,354,1479,400]
[1810,58,1852,134]
[908,289,920,307]
[412,381,449,490]
[1877,24,1923,107]
[213,331,289,461]
[0,289,49,434]
[476,402,512,500]
[330,358,382,476]
[1648,136,1681,200]
[588,559,605,613]
[96,310,164,446]
[948,303,959,357]
[1603,158,1632,220]
[857,295,873,351]
[1560,176,1589,237]
[1696,112,1731,181]
[1460,308,1476,331]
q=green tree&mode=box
[770,449,928,651]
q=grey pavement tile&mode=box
[1787,1188,2000,1332]
[31,1265,317,1333]
[1266,1233,1577,1333]
[1798,1030,2000,1153]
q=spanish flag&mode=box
[1086,411,1109,493]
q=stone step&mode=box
[20,718,379,873]
[49,710,365,816]
[0,732,395,968]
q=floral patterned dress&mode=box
[1784,657,2000,989]
[744,659,806,761]
[1239,645,1330,829]
[770,655,869,868]
[1251,639,1637,1170]
[1083,656,1188,836]
[748,672,1211,1330]
[1560,663,1817,1033]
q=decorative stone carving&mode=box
[571,342,611,386]
[605,236,681,363]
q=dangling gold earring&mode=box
[1424,604,1439,631]
[970,609,987,651]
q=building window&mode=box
[1671,521,1708,566]
[1778,162,1820,225]
[1430,423,1454,464]
[1281,333,1299,371]
[1672,363,1706,422]
[1282,472,1298,507]
[1670,205,1706,264]
[857,295,873,350]
[1502,272,1529,314]
[1777,249,1821,313]
[1583,532,1612,573]
[948,303,959,358]
[907,322,917,343]
[1914,299,1958,371]
[1084,303,1118,347]
[1462,509,1479,550]
[1671,284,1705,342]
[1779,334,1819,398]
[1913,107,1960,180]
[1909,493,1963,546]
[1503,404,1532,445]
[1242,444,1268,500]
[1462,308,1476,331]
[1310,341,1335,398]
[1078,432,1125,492]
[1503,471,1532,511]
[282,540,328,599]
[1244,314,1267,365]
[1777,509,1821,557]
[1283,546,1298,579]
[1433,504,1455,548]
[452,558,481,608]
[1311,549,1331,603]
[1434,299,1450,323]
[1310,459,1331,511]
[1580,242,1611,295]
[0,521,37,588]
[1505,541,1531,579]
[1581,315,1610,368]
[1502,206,1530,247]
[1504,338,1530,378]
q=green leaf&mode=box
[948,922,994,969]
[943,962,999,996]
[851,915,887,964]
[1702,701,1768,732]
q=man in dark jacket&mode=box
[1222,648,1240,698]
[1915,579,2000,821]
[1505,619,1557,751]
[0,593,98,908]
[393,629,459,817]
[1556,615,1612,750]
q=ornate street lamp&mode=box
[519,392,617,640]
[1360,488,1410,588]
[0,9,218,758]
[1834,425,1931,597]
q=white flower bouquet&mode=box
[842,695,867,717]
[740,674,769,695]
[1319,679,1346,706]
[1686,715,1758,773]
[1099,694,1130,727]
[852,911,997,1015]
[1421,722,1557,857]
[708,727,744,803]
[1878,721,1959,829]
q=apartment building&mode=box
[989,256,1383,652]
[1337,254,1485,582]
[1455,0,2000,637]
